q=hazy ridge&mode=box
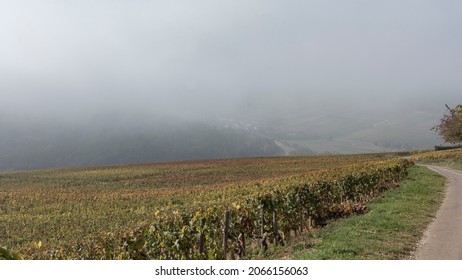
[0,95,454,171]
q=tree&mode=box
[432,104,462,144]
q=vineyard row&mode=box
[27,158,412,260]
[412,148,462,161]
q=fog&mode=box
[1,1,461,170]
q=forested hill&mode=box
[0,118,284,171]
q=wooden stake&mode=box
[260,208,267,253]
[272,211,277,244]
[223,210,229,260]
[240,232,246,257]
[199,218,205,257]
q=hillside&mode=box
[0,116,284,171]
[237,95,448,154]
[1,93,456,171]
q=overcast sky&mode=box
[1,0,461,122]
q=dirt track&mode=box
[414,165,462,260]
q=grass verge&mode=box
[279,165,446,259]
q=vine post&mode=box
[198,217,205,257]
[260,207,267,253]
[272,210,278,244]
[223,210,230,260]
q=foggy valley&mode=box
[1,1,461,170]
[0,94,456,170]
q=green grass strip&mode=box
[294,165,446,259]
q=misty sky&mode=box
[1,0,461,122]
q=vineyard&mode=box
[412,148,462,161]
[0,154,411,259]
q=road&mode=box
[414,165,462,260]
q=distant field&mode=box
[412,148,462,170]
[0,154,408,259]
[285,139,398,154]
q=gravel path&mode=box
[414,165,462,260]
